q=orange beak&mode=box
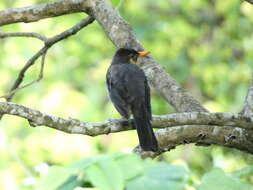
[138,51,150,57]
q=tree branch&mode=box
[241,73,253,117]
[0,52,47,100]
[153,112,253,130]
[1,101,253,131]
[89,0,208,113]
[1,102,253,155]
[135,125,253,158]
[0,32,48,41]
[0,16,94,101]
[3,46,48,101]
[0,0,91,26]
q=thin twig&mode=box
[45,16,94,45]
[0,32,48,41]
[1,16,94,101]
[0,52,47,100]
[40,53,46,79]
[241,73,253,116]
[4,46,48,101]
[0,0,87,26]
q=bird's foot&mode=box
[133,146,159,159]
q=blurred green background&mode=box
[0,0,253,189]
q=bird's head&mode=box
[112,48,150,64]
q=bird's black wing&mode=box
[144,78,152,121]
[106,66,130,119]
[124,64,158,151]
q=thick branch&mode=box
[0,0,91,26]
[157,125,253,154]
[89,0,207,112]
[2,102,253,133]
[1,102,253,155]
[135,125,253,158]
[241,73,253,117]
[154,112,253,130]
[0,102,132,136]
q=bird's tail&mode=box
[131,103,158,152]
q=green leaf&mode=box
[85,157,124,190]
[126,162,188,190]
[232,165,253,178]
[126,176,185,190]
[115,154,143,181]
[55,176,82,190]
[69,158,93,172]
[145,162,188,181]
[69,155,110,172]
[197,168,253,190]
[36,166,73,190]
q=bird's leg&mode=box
[120,117,130,126]
[107,118,118,134]
[122,117,136,129]
[118,117,132,130]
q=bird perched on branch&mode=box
[106,48,158,151]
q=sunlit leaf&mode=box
[69,155,110,172]
[197,168,253,190]
[85,157,124,190]
[36,166,73,190]
[232,165,253,178]
[144,162,189,181]
[126,162,188,190]
[115,154,143,181]
[55,176,82,190]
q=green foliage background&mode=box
[0,0,253,189]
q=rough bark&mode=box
[2,102,253,133]
[89,0,208,112]
[0,0,91,26]
[135,125,253,158]
[1,102,253,155]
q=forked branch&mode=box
[0,16,94,101]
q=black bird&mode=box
[106,48,158,151]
